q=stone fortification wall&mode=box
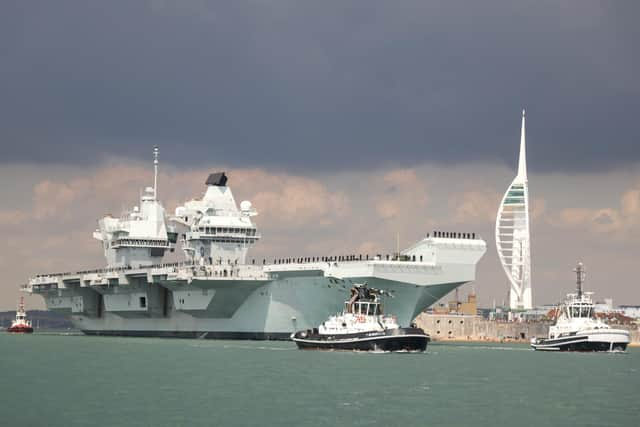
[415,314,549,341]
[415,313,640,344]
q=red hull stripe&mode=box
[7,326,34,333]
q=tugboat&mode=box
[7,297,34,333]
[291,284,429,351]
[531,262,630,352]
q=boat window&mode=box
[139,296,146,308]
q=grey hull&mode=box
[29,237,487,339]
[65,276,464,338]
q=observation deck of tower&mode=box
[495,110,532,310]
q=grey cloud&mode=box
[1,1,639,173]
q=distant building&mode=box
[594,298,614,313]
[619,305,640,319]
[431,291,478,316]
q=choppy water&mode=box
[0,333,637,427]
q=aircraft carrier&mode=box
[22,148,487,339]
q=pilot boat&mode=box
[531,262,630,352]
[7,297,34,333]
[291,284,429,352]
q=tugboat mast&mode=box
[574,262,585,298]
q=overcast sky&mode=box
[1,1,639,310]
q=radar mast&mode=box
[574,262,585,298]
[153,146,159,200]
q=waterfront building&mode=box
[495,110,533,310]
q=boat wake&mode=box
[219,344,295,351]
[444,345,531,352]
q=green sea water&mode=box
[0,333,637,427]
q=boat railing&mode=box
[31,260,199,280]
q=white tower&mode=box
[496,110,532,310]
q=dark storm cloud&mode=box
[1,0,638,173]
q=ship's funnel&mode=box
[206,172,228,187]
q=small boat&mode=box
[291,284,429,352]
[7,297,34,333]
[531,262,630,352]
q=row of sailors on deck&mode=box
[430,231,476,239]
[271,253,424,264]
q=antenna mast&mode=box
[153,146,159,200]
[574,262,585,298]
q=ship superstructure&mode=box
[171,172,259,265]
[92,147,177,268]
[23,149,487,339]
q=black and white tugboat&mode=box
[291,284,429,352]
[531,262,630,352]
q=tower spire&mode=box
[517,109,527,181]
[495,109,532,310]
[153,146,159,200]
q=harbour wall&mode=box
[415,314,640,344]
